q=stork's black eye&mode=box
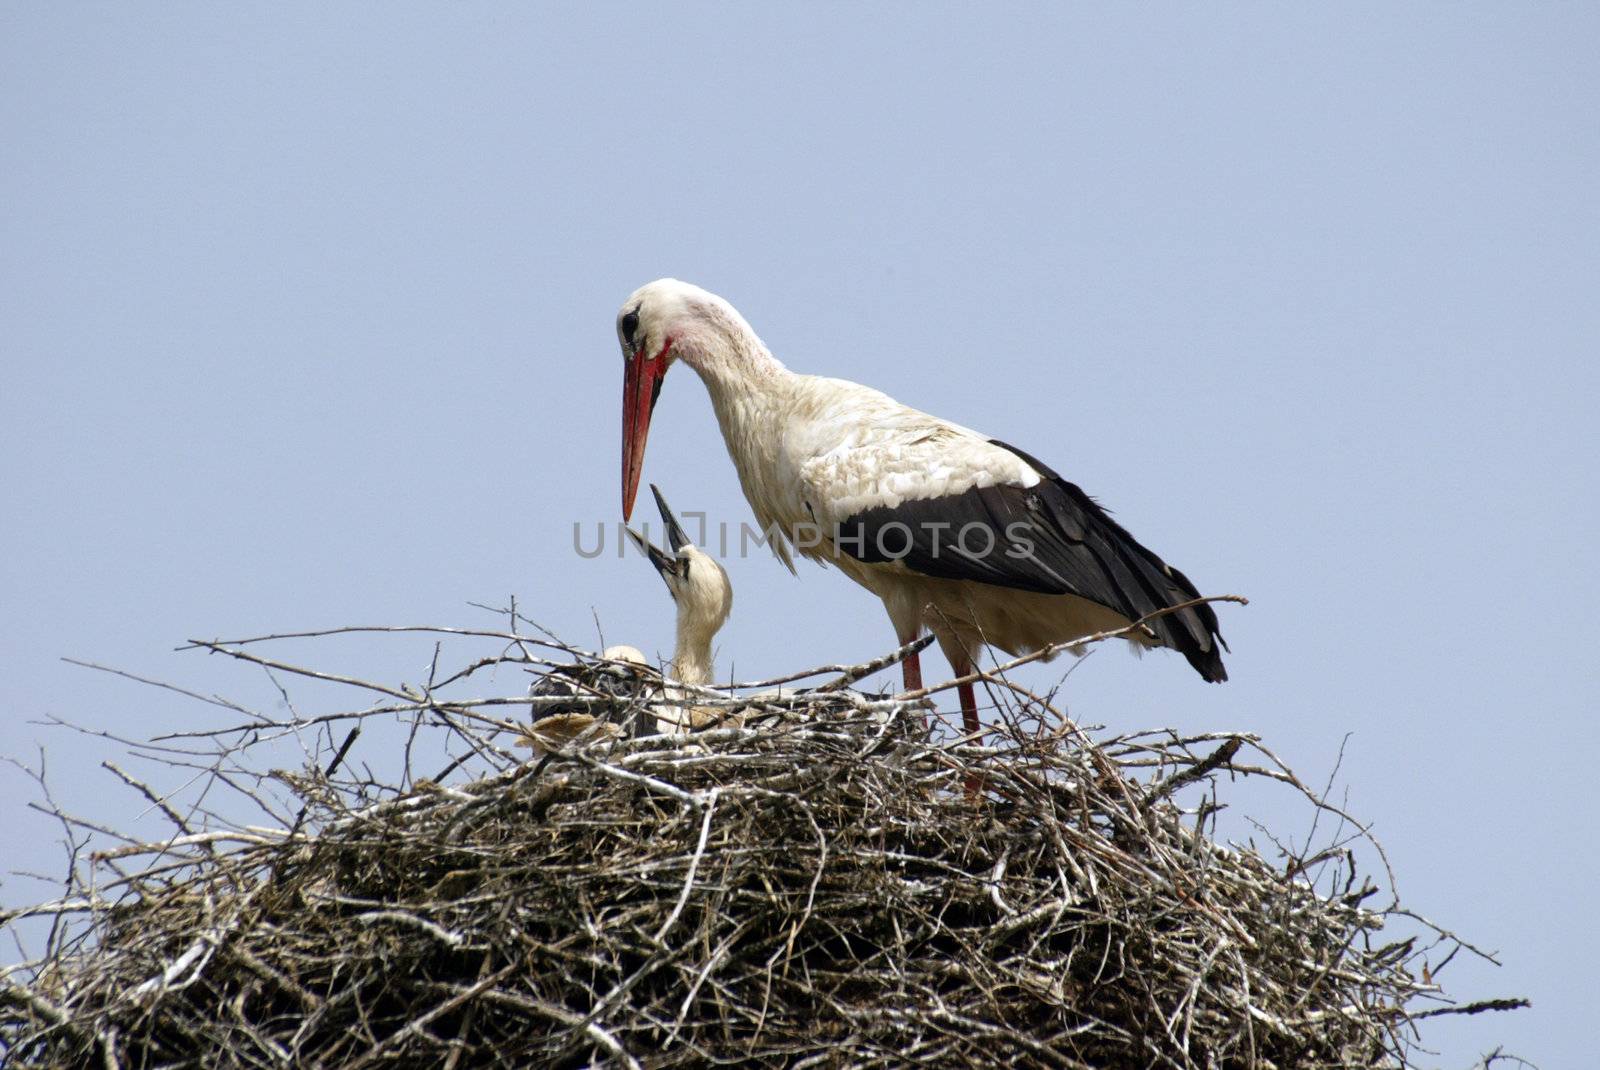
[620,308,640,348]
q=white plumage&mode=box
[617,279,1227,737]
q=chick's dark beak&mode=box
[625,525,679,590]
[650,484,692,554]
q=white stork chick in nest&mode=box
[519,644,651,751]
[625,484,735,735]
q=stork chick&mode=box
[626,484,735,733]
[520,644,651,751]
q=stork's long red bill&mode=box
[621,342,670,520]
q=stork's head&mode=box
[618,278,758,519]
[625,484,733,642]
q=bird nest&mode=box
[1,623,1523,1068]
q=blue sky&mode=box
[3,6,1595,1064]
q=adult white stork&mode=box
[617,279,1227,739]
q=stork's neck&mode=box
[679,333,792,430]
[678,333,800,546]
[669,625,714,687]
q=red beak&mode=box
[621,341,670,521]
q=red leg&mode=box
[901,648,930,732]
[901,649,923,693]
[957,678,980,738]
[953,661,984,800]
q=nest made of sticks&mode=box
[0,622,1524,1069]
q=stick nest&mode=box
[1,625,1521,1068]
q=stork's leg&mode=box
[900,648,923,693]
[956,678,980,739]
[942,643,981,738]
[887,599,924,697]
[948,651,985,800]
[899,638,928,733]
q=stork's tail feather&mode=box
[1161,563,1228,683]
[1105,544,1228,684]
[990,438,1231,685]
[1182,637,1229,683]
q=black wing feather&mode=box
[834,438,1227,682]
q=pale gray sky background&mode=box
[3,5,1595,1065]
